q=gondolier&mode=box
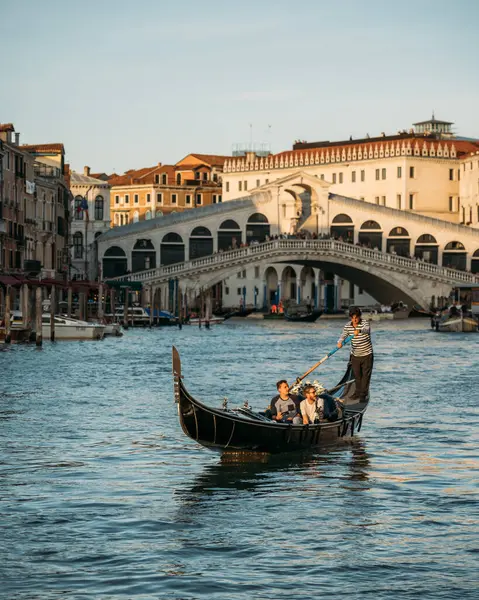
[337,307,373,402]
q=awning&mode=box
[105,280,142,291]
[0,275,24,287]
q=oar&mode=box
[296,334,354,384]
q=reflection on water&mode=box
[1,321,478,599]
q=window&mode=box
[74,196,83,220]
[351,171,356,183]
[254,266,260,278]
[202,172,208,181]
[265,179,269,184]
[381,196,386,206]
[457,169,460,181]
[125,194,129,204]
[375,169,380,180]
[73,232,83,258]
[171,194,177,204]
[339,172,343,184]
[320,174,324,180]
[397,166,402,178]
[195,171,200,180]
[244,180,248,191]
[238,181,242,192]
[397,194,402,209]
[213,173,218,182]
[237,288,242,295]
[115,195,119,205]
[217,195,222,203]
[409,194,414,209]
[155,174,159,184]
[157,193,162,204]
[226,182,230,192]
[134,194,139,204]
[449,196,454,211]
[196,193,202,205]
[162,173,167,185]
[225,287,229,295]
[176,173,181,185]
[332,173,337,184]
[361,170,365,182]
[94,196,104,220]
[185,194,191,205]
[375,196,380,205]
[382,168,386,180]
[213,195,217,204]
[409,166,415,178]
[449,169,454,181]
[146,193,151,203]
[237,272,242,279]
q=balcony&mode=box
[34,162,62,179]
[182,179,222,187]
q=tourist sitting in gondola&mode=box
[265,380,302,424]
[300,385,323,424]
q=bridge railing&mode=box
[108,239,479,285]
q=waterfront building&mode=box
[0,124,35,273]
[222,116,479,229]
[21,142,71,279]
[70,167,111,280]
[108,153,227,227]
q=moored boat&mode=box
[432,313,478,332]
[10,311,105,340]
[285,310,323,323]
[172,346,369,454]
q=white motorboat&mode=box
[11,312,105,340]
[113,306,150,326]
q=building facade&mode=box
[222,118,479,229]
[70,167,111,280]
[108,154,226,227]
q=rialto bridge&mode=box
[97,171,479,311]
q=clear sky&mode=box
[2,0,478,174]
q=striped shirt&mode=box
[338,319,373,357]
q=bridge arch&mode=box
[443,241,467,270]
[246,213,270,244]
[472,249,479,274]
[387,226,411,257]
[189,226,213,259]
[415,234,439,264]
[103,246,127,278]
[359,220,382,250]
[161,232,185,266]
[132,239,156,272]
[331,213,354,243]
[218,219,242,251]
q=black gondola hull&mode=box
[173,347,368,454]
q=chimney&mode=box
[14,132,20,145]
[158,162,162,167]
[84,166,91,176]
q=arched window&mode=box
[360,220,381,229]
[219,219,241,230]
[473,249,479,257]
[247,212,269,224]
[104,246,126,258]
[444,241,465,250]
[161,232,185,265]
[247,213,270,243]
[74,196,84,220]
[133,211,139,223]
[162,232,183,243]
[189,227,213,259]
[417,234,437,244]
[73,231,83,258]
[145,210,152,220]
[94,195,104,221]
[388,227,410,237]
[218,219,242,250]
[332,213,353,223]
[132,239,156,272]
[103,246,127,278]
[176,173,181,185]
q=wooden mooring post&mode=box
[4,285,12,344]
[50,285,56,342]
[35,286,42,347]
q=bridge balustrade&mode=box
[108,239,479,286]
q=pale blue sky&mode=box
[2,0,478,173]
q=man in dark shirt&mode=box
[337,307,373,402]
[266,380,302,424]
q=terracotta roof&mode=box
[109,165,176,187]
[21,143,65,154]
[190,153,229,166]
[0,123,15,132]
[70,171,111,186]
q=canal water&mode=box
[1,319,478,599]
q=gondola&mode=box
[284,310,323,323]
[172,346,369,454]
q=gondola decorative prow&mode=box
[172,346,182,404]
